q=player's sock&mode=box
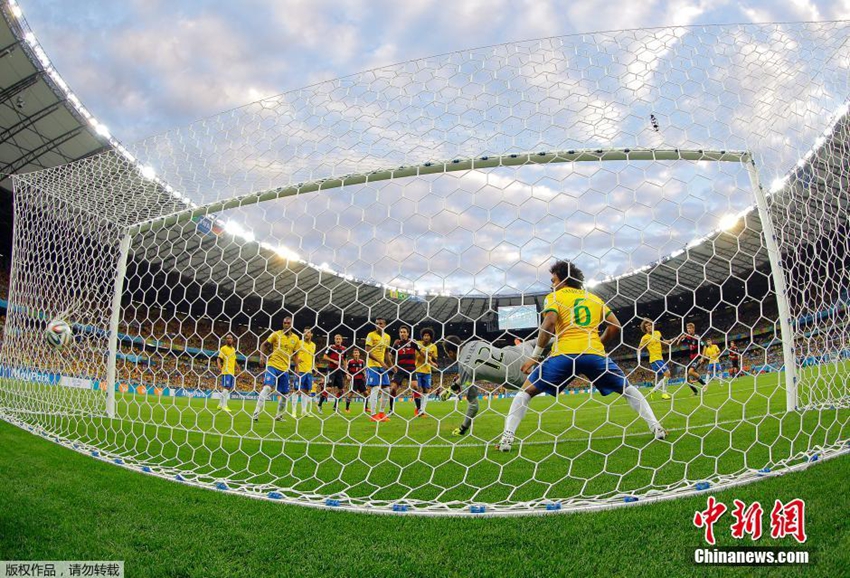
[414,397,421,411]
[345,398,351,410]
[649,380,663,395]
[389,394,395,413]
[222,389,230,409]
[504,390,531,438]
[369,387,380,415]
[333,395,339,411]
[318,394,325,409]
[622,385,660,432]
[659,377,668,393]
[302,392,310,414]
[254,385,271,417]
[277,396,287,416]
[420,392,428,414]
[464,389,480,431]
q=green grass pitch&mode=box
[2,361,849,513]
[1,418,849,577]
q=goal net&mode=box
[2,21,849,515]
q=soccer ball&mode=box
[45,319,73,349]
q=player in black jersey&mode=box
[728,341,741,378]
[344,348,367,413]
[389,326,420,416]
[318,334,347,413]
[676,322,706,393]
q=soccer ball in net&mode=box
[44,319,73,350]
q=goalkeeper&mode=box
[441,336,541,436]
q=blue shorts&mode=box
[414,373,432,391]
[708,363,722,373]
[366,367,391,387]
[219,375,235,390]
[264,366,290,394]
[529,354,627,396]
[298,372,313,391]
[650,360,669,377]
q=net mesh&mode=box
[1,21,849,515]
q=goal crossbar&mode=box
[129,147,750,235]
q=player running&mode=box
[676,323,705,393]
[253,316,301,422]
[365,318,392,422]
[389,326,420,416]
[344,348,367,413]
[293,328,317,417]
[637,319,673,400]
[442,336,537,436]
[413,327,439,417]
[216,333,239,413]
[703,338,722,385]
[319,334,347,413]
[496,260,667,452]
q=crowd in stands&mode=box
[0,268,9,301]
[0,264,847,395]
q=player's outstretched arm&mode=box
[521,311,556,374]
[600,311,622,346]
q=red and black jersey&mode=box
[347,358,365,383]
[393,339,420,372]
[325,344,347,370]
[681,334,703,360]
[729,348,740,365]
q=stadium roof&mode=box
[0,4,118,189]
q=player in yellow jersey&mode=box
[637,319,673,400]
[216,334,239,413]
[413,327,439,417]
[294,328,317,417]
[252,316,301,422]
[365,317,392,422]
[703,338,722,386]
[496,260,666,452]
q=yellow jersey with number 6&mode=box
[542,287,610,356]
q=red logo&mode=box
[695,497,806,544]
[770,499,807,543]
[730,500,763,540]
[693,496,727,545]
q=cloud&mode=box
[18,2,850,295]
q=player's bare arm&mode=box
[600,310,621,346]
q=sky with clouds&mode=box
[19,0,850,295]
[22,0,845,141]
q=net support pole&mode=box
[745,156,798,411]
[105,231,132,418]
